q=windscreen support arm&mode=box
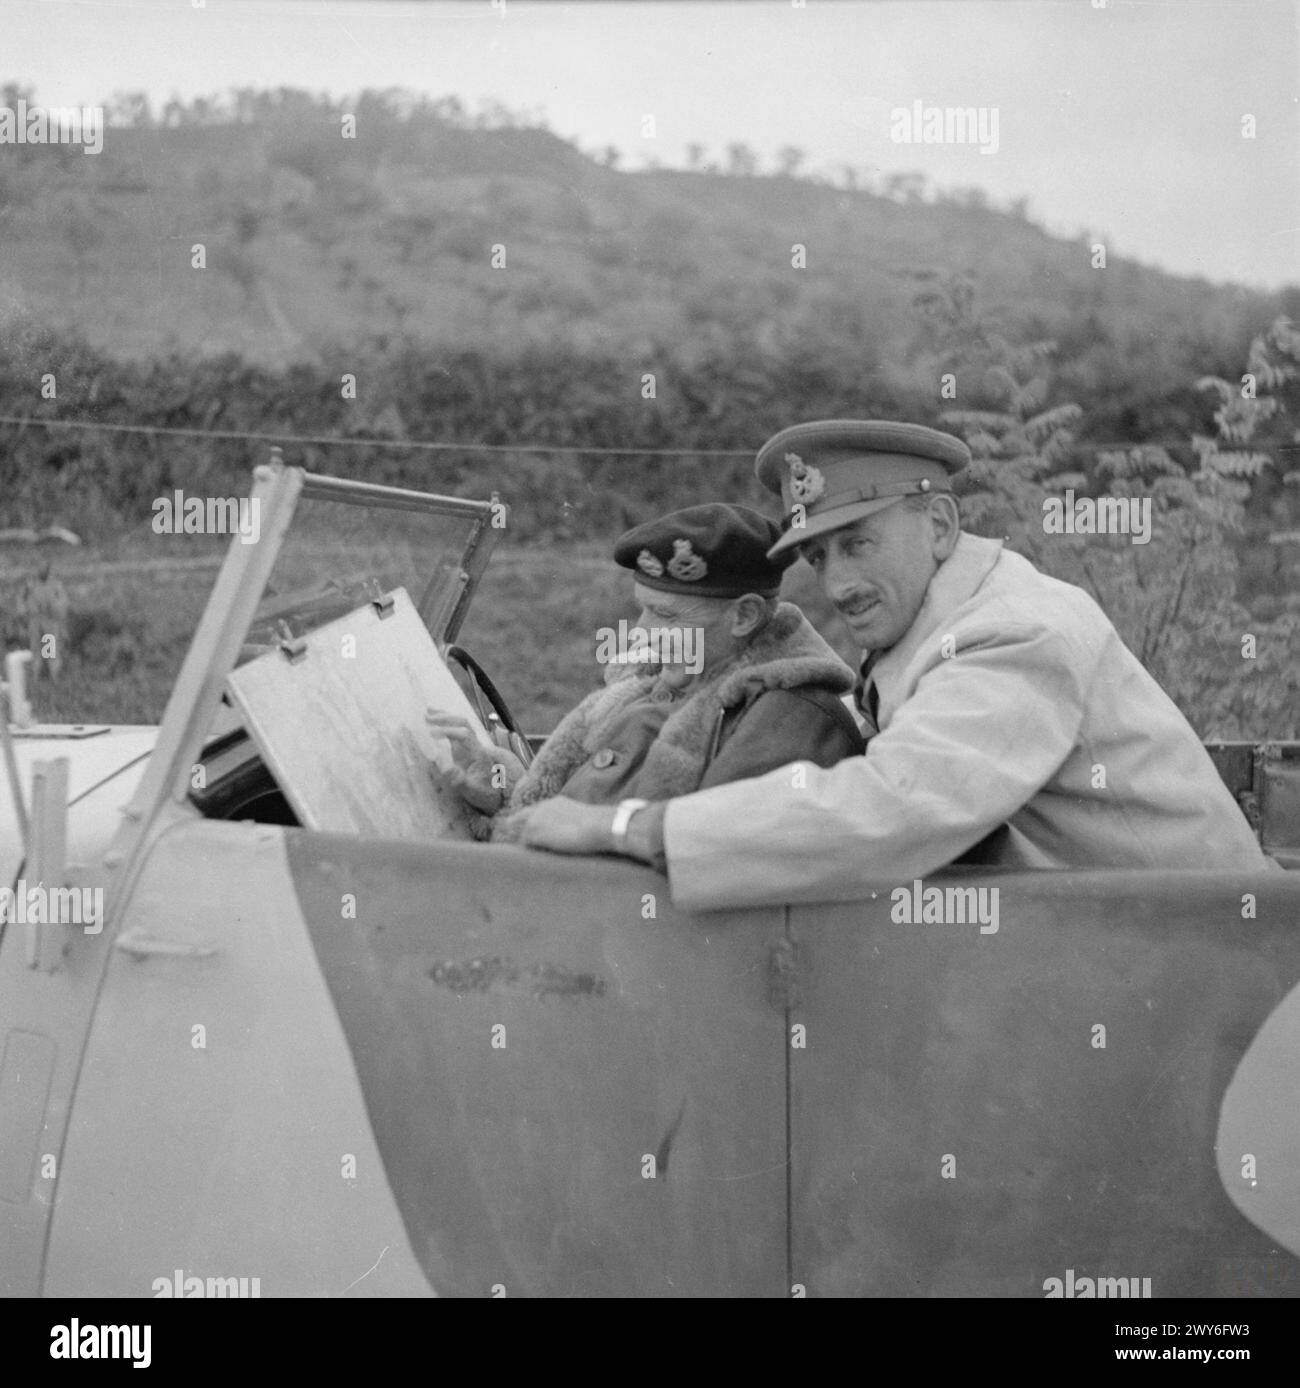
[101,460,303,929]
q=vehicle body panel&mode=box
[0,856,120,1296]
[786,874,1300,1297]
[286,831,789,1297]
[42,819,432,1298]
[285,836,1300,1297]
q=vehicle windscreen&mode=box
[3,468,493,728]
[240,489,488,662]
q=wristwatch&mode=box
[610,798,650,856]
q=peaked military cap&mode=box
[613,503,796,598]
[756,420,971,557]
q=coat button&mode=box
[591,748,616,769]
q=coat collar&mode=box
[712,601,855,705]
[509,602,855,809]
[861,532,1003,721]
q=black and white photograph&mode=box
[1,0,1298,1340]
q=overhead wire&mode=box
[0,414,1266,459]
[0,414,755,459]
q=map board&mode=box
[226,587,495,842]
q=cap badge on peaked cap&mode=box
[755,420,972,559]
[786,452,825,504]
[666,538,708,581]
[636,548,665,578]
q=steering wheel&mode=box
[445,646,534,767]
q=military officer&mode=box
[504,420,1270,907]
[428,501,864,835]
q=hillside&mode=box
[0,93,1293,410]
[1,95,1297,745]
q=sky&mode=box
[5,0,1298,288]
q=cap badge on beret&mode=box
[786,452,825,504]
[635,548,665,578]
[666,538,708,582]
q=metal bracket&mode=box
[371,593,396,620]
[24,757,69,971]
[0,684,29,856]
[3,650,33,727]
[1256,741,1300,860]
[767,934,802,1012]
[115,926,217,960]
[279,637,309,664]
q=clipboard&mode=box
[226,587,494,842]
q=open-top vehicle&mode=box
[3,456,1299,1298]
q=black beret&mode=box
[613,503,795,598]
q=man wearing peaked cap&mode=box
[756,420,974,658]
[428,502,863,836]
[506,418,1268,899]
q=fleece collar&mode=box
[505,602,853,811]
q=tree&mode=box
[725,142,758,177]
[685,142,706,172]
[954,185,990,210]
[920,273,1300,738]
[1,84,39,164]
[106,91,153,128]
[884,170,926,203]
[430,95,468,127]
[230,87,261,124]
[775,146,805,179]
[473,98,518,130]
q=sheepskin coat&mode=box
[497,602,863,823]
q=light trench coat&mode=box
[662,532,1270,911]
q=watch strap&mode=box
[611,798,650,855]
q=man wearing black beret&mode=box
[427,501,863,834]
[505,419,1267,901]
